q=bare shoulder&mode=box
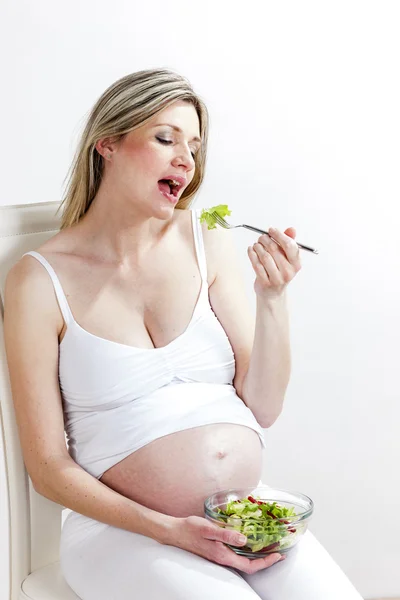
[6,223,80,298]
[200,216,238,285]
[7,252,53,296]
[6,253,48,296]
[200,216,235,255]
[5,252,64,335]
[175,207,237,284]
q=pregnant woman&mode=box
[4,69,362,599]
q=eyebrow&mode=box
[153,123,201,144]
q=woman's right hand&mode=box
[166,515,285,575]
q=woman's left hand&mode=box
[247,227,302,301]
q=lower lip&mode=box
[159,188,179,204]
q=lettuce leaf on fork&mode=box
[199,205,232,230]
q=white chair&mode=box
[0,201,80,599]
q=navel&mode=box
[215,450,227,460]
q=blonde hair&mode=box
[59,69,209,229]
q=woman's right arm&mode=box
[4,256,176,542]
[3,256,282,574]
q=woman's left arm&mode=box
[206,223,301,428]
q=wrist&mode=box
[125,500,180,545]
[147,511,182,546]
[256,290,287,312]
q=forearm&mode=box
[34,455,175,544]
[241,292,291,427]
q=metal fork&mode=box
[211,212,319,254]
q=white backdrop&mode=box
[1,1,399,598]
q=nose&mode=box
[172,144,195,171]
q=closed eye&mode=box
[156,137,172,145]
[156,137,196,158]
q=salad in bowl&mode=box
[204,486,314,558]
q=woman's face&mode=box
[100,100,201,217]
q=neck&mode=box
[74,185,175,264]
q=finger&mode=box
[204,525,248,547]
[257,234,282,255]
[243,553,285,574]
[284,226,296,239]
[243,553,284,574]
[268,227,300,265]
[248,245,271,283]
[255,241,295,282]
[220,546,284,574]
[252,243,282,285]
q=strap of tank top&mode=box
[23,251,74,324]
[191,209,208,283]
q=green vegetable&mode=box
[199,205,232,229]
[215,496,299,553]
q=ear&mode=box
[95,137,118,160]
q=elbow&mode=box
[31,473,53,499]
[258,416,278,429]
[256,408,283,429]
[31,475,64,506]
[252,394,286,429]
[242,397,284,428]
[29,463,62,503]
[27,452,72,501]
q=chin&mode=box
[151,202,177,220]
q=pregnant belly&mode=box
[100,423,263,518]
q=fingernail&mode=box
[279,555,286,561]
[237,535,247,545]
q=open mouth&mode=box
[158,178,183,198]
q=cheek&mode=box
[121,143,163,180]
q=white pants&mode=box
[60,511,363,600]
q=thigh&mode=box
[60,512,262,600]
[241,530,363,600]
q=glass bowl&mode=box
[204,486,314,559]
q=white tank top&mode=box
[24,209,265,478]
